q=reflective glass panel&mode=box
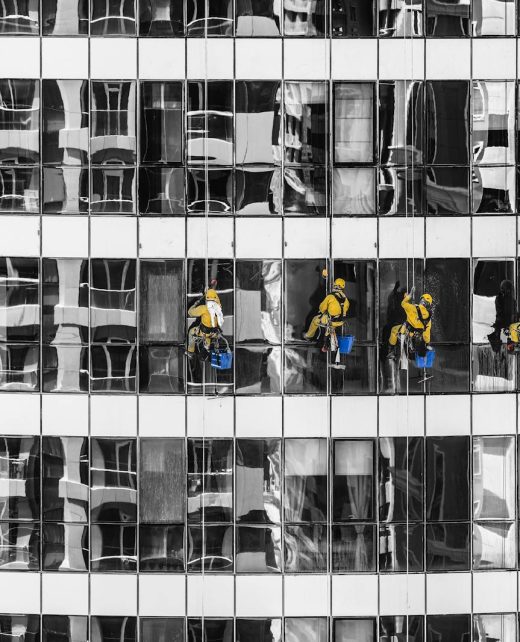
[139,524,185,571]
[473,614,516,642]
[42,437,88,522]
[43,166,88,214]
[187,524,233,572]
[284,0,327,35]
[0,257,39,342]
[379,523,424,572]
[236,81,280,165]
[285,618,328,642]
[473,436,515,520]
[90,523,137,571]
[42,523,88,571]
[0,166,39,214]
[473,81,515,167]
[0,0,38,33]
[335,619,375,642]
[426,81,470,166]
[42,616,88,642]
[236,524,282,572]
[140,618,184,642]
[140,260,183,344]
[284,523,328,572]
[285,438,328,522]
[427,616,470,642]
[90,438,137,522]
[0,436,40,520]
[425,0,470,35]
[332,523,377,572]
[186,0,234,35]
[380,616,424,642]
[138,166,184,215]
[0,80,39,165]
[91,617,136,642]
[90,0,136,35]
[333,439,374,522]
[139,0,184,36]
[140,82,183,164]
[42,1,88,34]
[473,521,516,569]
[236,439,281,523]
[426,436,470,521]
[236,0,282,35]
[0,615,39,642]
[284,82,328,166]
[333,167,376,215]
[334,83,374,163]
[426,522,471,570]
[236,619,282,642]
[379,0,423,35]
[0,520,39,570]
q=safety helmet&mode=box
[206,289,220,303]
[420,293,433,305]
[333,278,346,291]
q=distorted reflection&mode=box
[42,1,89,34]
[236,0,282,35]
[379,0,423,36]
[284,0,326,35]
[139,1,185,36]
[42,523,88,571]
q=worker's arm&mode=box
[401,293,415,315]
[343,297,350,315]
[423,321,431,344]
[188,303,206,318]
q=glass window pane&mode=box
[333,439,374,522]
[0,521,39,570]
[332,523,377,572]
[285,438,328,522]
[284,523,328,572]
[426,81,470,166]
[379,437,424,522]
[138,166,184,215]
[90,344,136,393]
[42,437,88,522]
[0,615,39,642]
[284,166,327,215]
[42,259,88,345]
[0,80,39,165]
[91,617,136,642]
[473,521,516,570]
[91,166,136,214]
[334,83,374,163]
[187,81,233,166]
[426,522,471,570]
[0,1,39,33]
[333,0,375,35]
[473,0,515,34]
[284,346,328,394]
[473,82,515,167]
[43,166,88,214]
[235,346,282,395]
[473,165,515,214]
[333,167,376,215]
[90,82,136,165]
[0,258,39,343]
[379,0,423,36]
[187,439,233,523]
[0,166,39,214]
[139,1,184,36]
[140,618,184,642]
[91,523,137,571]
[140,438,185,523]
[43,616,88,642]
[335,619,375,642]
[284,82,328,166]
[0,436,40,520]
[90,260,136,343]
[139,524,185,571]
[90,438,137,522]
[426,166,469,215]
[473,614,516,642]
[0,344,40,392]
[42,523,88,571]
[284,0,327,35]
[236,81,280,165]
[236,439,281,523]
[186,0,234,35]
[236,167,282,215]
[379,523,424,572]
[473,436,515,519]
[236,0,281,35]
[140,82,183,164]
[187,620,233,642]
[138,345,185,394]
[90,0,136,35]
[285,618,328,642]
[236,524,282,572]
[140,260,184,344]
[380,617,424,642]
[425,0,470,35]
[426,436,470,521]
[187,524,233,572]
[42,80,88,166]
[427,616,470,642]
[187,167,233,214]
[42,1,88,34]
[236,619,282,642]
[236,261,282,345]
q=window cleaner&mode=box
[186,286,225,360]
[388,288,433,362]
[303,269,350,353]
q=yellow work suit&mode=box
[187,300,222,353]
[509,322,520,343]
[389,294,431,346]
[304,292,350,339]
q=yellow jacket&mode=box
[401,294,431,343]
[188,303,220,329]
[319,292,350,319]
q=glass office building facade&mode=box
[0,1,520,641]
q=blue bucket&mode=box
[338,335,355,355]
[210,351,233,370]
[415,349,436,369]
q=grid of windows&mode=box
[0,614,517,642]
[0,435,515,573]
[4,256,520,394]
[1,1,517,37]
[0,79,517,217]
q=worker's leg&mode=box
[388,324,402,346]
[304,314,327,339]
[187,326,200,353]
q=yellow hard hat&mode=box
[421,293,433,305]
[206,289,220,303]
[333,278,346,290]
